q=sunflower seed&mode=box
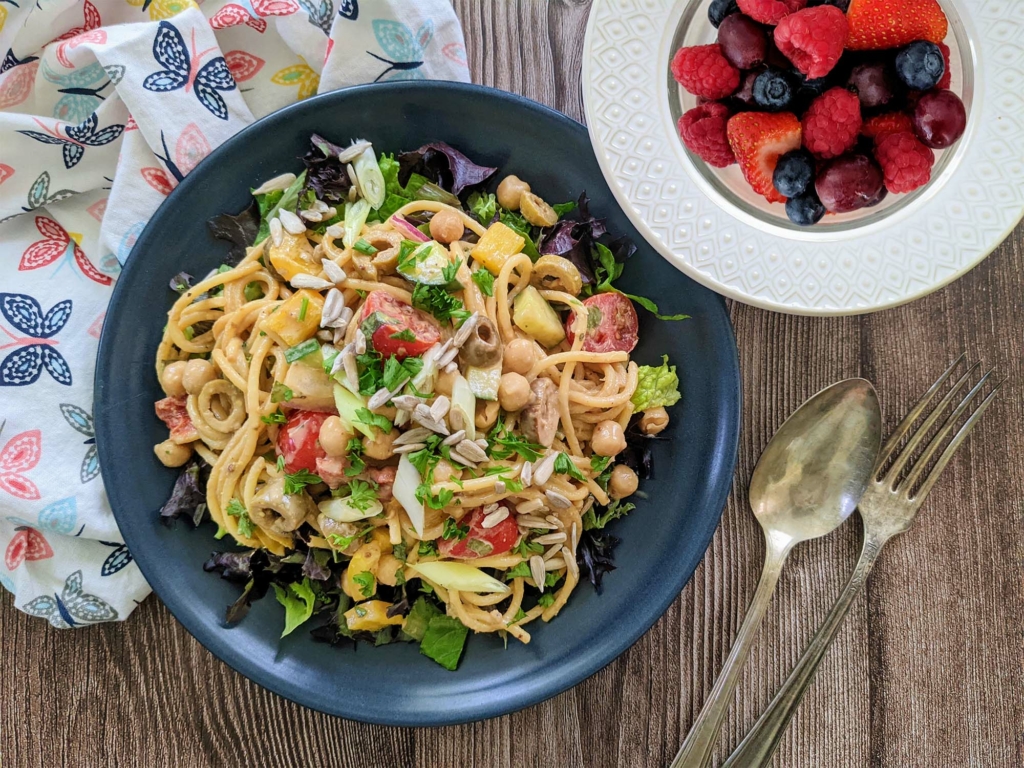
[529,556,546,591]
[534,532,567,546]
[413,413,450,436]
[544,557,566,571]
[324,206,337,219]
[269,217,284,247]
[252,173,296,195]
[457,439,488,463]
[571,522,578,552]
[347,186,357,203]
[483,502,501,515]
[316,330,332,341]
[330,349,346,376]
[290,274,334,290]
[337,139,372,163]
[481,507,509,529]
[520,461,533,486]
[321,288,344,327]
[394,427,432,445]
[321,259,347,284]
[563,546,579,578]
[279,208,306,235]
[300,209,322,222]
[475,438,489,450]
[312,243,324,260]
[515,499,545,516]
[448,409,465,432]
[414,403,433,420]
[452,312,480,348]
[449,449,478,467]
[325,224,344,239]
[312,198,330,213]
[394,442,427,454]
[367,387,392,411]
[346,163,361,197]
[543,543,562,560]
[546,515,565,530]
[343,349,358,391]
[442,430,466,446]
[545,490,572,509]
[430,395,450,422]
[395,409,410,427]
[493,480,507,494]
[438,346,460,368]
[392,395,425,412]
[354,329,366,355]
[532,453,558,486]
[326,304,353,332]
[444,361,458,375]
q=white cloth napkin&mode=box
[0,0,468,627]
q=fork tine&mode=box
[899,371,996,493]
[881,360,980,484]
[907,381,1002,502]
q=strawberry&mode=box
[846,0,948,51]
[726,112,802,203]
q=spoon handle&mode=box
[670,534,790,768]
[721,534,887,768]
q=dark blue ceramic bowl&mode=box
[95,82,740,725]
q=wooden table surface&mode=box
[3,3,1022,766]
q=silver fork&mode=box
[722,355,1002,768]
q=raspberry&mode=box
[737,0,807,25]
[775,7,848,78]
[937,42,951,88]
[862,112,913,142]
[874,130,934,193]
[671,45,740,100]
[802,87,862,158]
[678,103,736,167]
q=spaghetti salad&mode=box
[154,135,684,670]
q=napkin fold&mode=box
[0,0,469,627]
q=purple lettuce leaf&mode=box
[301,133,353,204]
[397,141,497,195]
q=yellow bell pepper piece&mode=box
[261,289,323,348]
[268,230,318,281]
[342,541,381,602]
[471,222,525,275]
[344,600,405,632]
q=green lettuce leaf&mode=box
[582,498,636,531]
[419,614,469,670]
[272,577,316,637]
[399,596,442,642]
[468,191,497,224]
[631,355,681,412]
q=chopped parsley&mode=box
[554,453,587,482]
[345,438,366,477]
[298,296,309,321]
[416,483,454,510]
[356,348,384,395]
[284,338,320,363]
[592,243,689,321]
[509,607,528,625]
[590,455,612,473]
[418,540,439,558]
[352,570,375,599]
[582,498,636,531]
[225,498,255,538]
[283,468,322,494]
[270,382,293,403]
[392,542,408,562]
[355,407,393,434]
[441,517,470,541]
[389,328,416,342]
[505,562,532,579]
[261,410,287,424]
[411,283,470,324]
[537,592,556,607]
[487,414,543,462]
[381,355,423,392]
[353,238,378,255]
[471,268,495,297]
[328,525,373,550]
[276,455,286,472]
[338,479,377,511]
[513,538,543,559]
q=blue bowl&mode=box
[95,81,740,725]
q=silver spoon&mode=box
[669,378,882,768]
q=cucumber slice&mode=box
[397,241,451,285]
[466,363,501,402]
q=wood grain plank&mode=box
[3,3,1023,768]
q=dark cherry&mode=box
[912,89,967,149]
[718,14,767,70]
[847,63,897,110]
[729,68,763,108]
[815,154,884,213]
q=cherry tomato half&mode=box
[276,410,330,474]
[155,396,198,443]
[566,292,639,353]
[438,505,518,559]
[357,290,441,360]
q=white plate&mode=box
[583,0,1024,315]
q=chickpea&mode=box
[519,192,558,227]
[376,554,402,587]
[430,459,462,485]
[496,175,531,210]
[154,439,192,467]
[503,338,536,375]
[639,406,670,436]
[363,427,398,460]
[318,415,351,457]
[160,360,188,398]
[592,420,627,457]
[475,400,500,430]
[498,372,531,412]
[428,208,465,244]
[608,465,639,499]
[182,358,217,396]
[435,367,458,398]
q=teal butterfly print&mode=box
[23,569,118,628]
[41,60,116,124]
[297,0,332,34]
[368,19,433,82]
[59,403,98,483]
[0,171,78,225]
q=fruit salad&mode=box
[672,0,966,226]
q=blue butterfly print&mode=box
[0,293,73,387]
[16,112,125,170]
[368,19,433,82]
[98,541,133,576]
[59,404,99,483]
[337,0,356,20]
[41,60,116,124]
[22,570,118,628]
[37,497,78,534]
[298,0,332,35]
[142,21,236,121]
[0,572,14,595]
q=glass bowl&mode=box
[667,0,976,240]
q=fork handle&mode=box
[721,534,887,768]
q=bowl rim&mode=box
[94,80,743,725]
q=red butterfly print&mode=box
[52,0,102,44]
[0,60,39,110]
[140,167,174,196]
[224,51,265,83]
[0,164,13,185]
[210,4,268,33]
[0,428,42,501]
[56,29,107,69]
[5,525,54,571]
[19,217,111,286]
[124,114,138,131]
[87,198,106,221]
[87,313,105,339]
[251,0,299,17]
[324,38,335,66]
[144,123,211,195]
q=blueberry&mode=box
[708,0,740,28]
[786,191,827,226]
[773,149,816,198]
[806,0,850,11]
[753,69,795,112]
[895,41,945,91]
